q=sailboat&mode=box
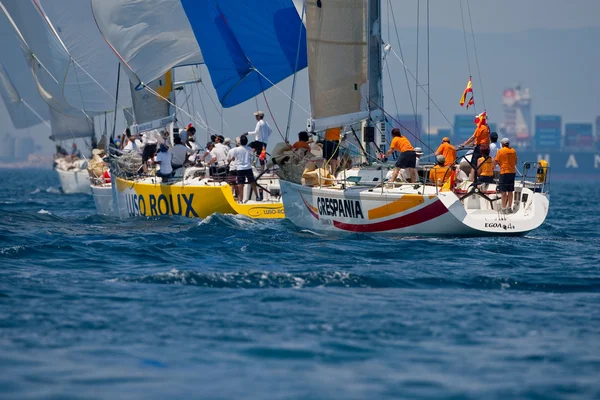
[276,0,550,236]
[0,0,132,195]
[91,0,307,219]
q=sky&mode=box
[1,0,599,154]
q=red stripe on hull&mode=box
[332,200,449,233]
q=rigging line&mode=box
[427,0,431,150]
[388,0,419,138]
[70,58,133,120]
[415,0,420,138]
[389,49,454,129]
[459,0,472,78]
[285,0,306,142]
[466,0,486,111]
[111,63,120,140]
[384,59,400,121]
[252,68,310,116]
[199,80,231,133]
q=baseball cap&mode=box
[253,111,264,117]
[442,137,450,143]
[414,147,423,155]
[436,154,446,163]
[501,137,510,145]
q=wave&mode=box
[112,269,600,293]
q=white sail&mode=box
[0,8,50,128]
[91,0,204,86]
[49,108,94,141]
[306,0,369,131]
[36,0,131,114]
[129,71,172,130]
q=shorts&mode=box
[249,141,266,155]
[237,168,255,184]
[478,175,494,184]
[395,151,417,169]
[323,140,340,160]
[498,173,515,192]
[142,144,157,163]
[228,170,238,184]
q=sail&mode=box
[36,0,131,113]
[49,108,94,141]
[91,0,204,86]
[0,9,50,128]
[180,0,307,108]
[305,0,368,131]
[130,71,173,132]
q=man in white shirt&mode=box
[123,133,142,154]
[245,110,272,156]
[154,144,173,181]
[227,135,259,202]
[140,129,163,173]
[170,136,190,169]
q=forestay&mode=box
[180,0,307,108]
[91,0,204,86]
[0,8,50,129]
[305,0,369,131]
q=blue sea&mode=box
[1,168,599,399]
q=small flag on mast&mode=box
[460,77,474,109]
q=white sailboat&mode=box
[277,0,550,236]
[0,0,132,195]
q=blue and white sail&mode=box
[92,0,307,109]
[179,0,307,107]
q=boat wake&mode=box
[110,269,600,293]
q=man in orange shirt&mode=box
[292,131,311,152]
[323,127,341,174]
[429,155,451,186]
[494,137,518,213]
[435,137,456,166]
[383,128,417,184]
[462,111,490,175]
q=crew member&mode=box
[154,144,173,182]
[489,131,500,178]
[383,128,417,184]
[245,111,272,155]
[170,135,190,170]
[323,127,341,174]
[477,146,494,184]
[494,137,518,213]
[435,137,456,166]
[462,111,490,173]
[429,155,451,186]
[292,131,311,152]
[228,135,259,202]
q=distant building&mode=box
[501,86,532,149]
[0,133,16,162]
[596,116,600,150]
[14,136,35,161]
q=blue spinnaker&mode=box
[180,0,307,107]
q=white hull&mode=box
[56,168,92,194]
[91,184,114,216]
[280,180,549,237]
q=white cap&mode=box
[436,154,446,163]
[253,110,265,117]
[414,147,423,155]
[501,137,510,145]
[224,137,231,144]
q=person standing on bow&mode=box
[494,138,518,213]
[245,110,272,156]
[435,137,457,166]
[462,111,490,175]
[383,128,417,184]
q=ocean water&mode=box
[1,168,599,399]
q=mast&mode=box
[364,0,383,161]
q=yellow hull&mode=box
[115,177,284,219]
